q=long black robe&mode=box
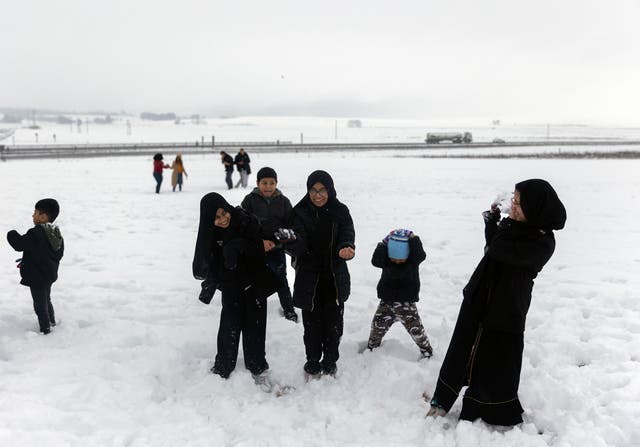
[432,179,566,425]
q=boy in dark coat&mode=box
[234,148,251,188]
[366,229,433,357]
[220,151,234,190]
[287,170,355,378]
[241,167,298,322]
[427,179,566,426]
[192,192,281,382]
[7,198,64,334]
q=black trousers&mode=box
[214,288,268,377]
[224,171,233,189]
[266,247,294,312]
[29,284,55,332]
[302,289,344,368]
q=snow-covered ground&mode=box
[3,115,640,146]
[1,150,639,446]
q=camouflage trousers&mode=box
[367,301,432,356]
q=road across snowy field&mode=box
[1,152,638,446]
[2,140,640,160]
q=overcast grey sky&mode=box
[2,0,639,123]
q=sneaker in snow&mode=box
[358,340,377,354]
[253,371,275,393]
[426,405,447,418]
[420,345,433,359]
[253,371,295,396]
[283,309,299,323]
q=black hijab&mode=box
[296,170,344,217]
[516,179,566,231]
[306,170,337,200]
[192,192,234,280]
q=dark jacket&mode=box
[371,236,426,302]
[461,178,566,334]
[241,188,293,240]
[234,152,251,174]
[286,171,355,310]
[463,216,555,333]
[192,192,280,301]
[222,153,234,172]
[7,224,64,287]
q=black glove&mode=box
[199,279,217,304]
[482,208,500,223]
[274,228,296,243]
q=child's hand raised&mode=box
[263,240,276,252]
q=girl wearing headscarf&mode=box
[170,153,187,192]
[427,179,566,426]
[287,171,355,378]
[192,193,281,381]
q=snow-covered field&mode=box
[3,115,640,146]
[1,151,639,446]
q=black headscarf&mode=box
[296,170,342,214]
[192,192,234,280]
[306,170,337,200]
[516,179,566,231]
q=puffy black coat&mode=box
[240,188,293,240]
[234,152,251,174]
[371,236,426,302]
[192,192,280,301]
[287,181,355,310]
[463,217,555,333]
[7,224,64,287]
[221,153,234,172]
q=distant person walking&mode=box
[153,153,171,194]
[171,153,188,192]
[220,151,234,190]
[234,148,251,188]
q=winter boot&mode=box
[321,361,337,377]
[210,365,230,379]
[304,361,321,381]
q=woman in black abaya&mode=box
[427,179,566,426]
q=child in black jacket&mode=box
[366,229,432,357]
[192,192,281,382]
[241,167,298,323]
[7,198,64,334]
[287,170,355,378]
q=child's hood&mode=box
[40,223,63,251]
